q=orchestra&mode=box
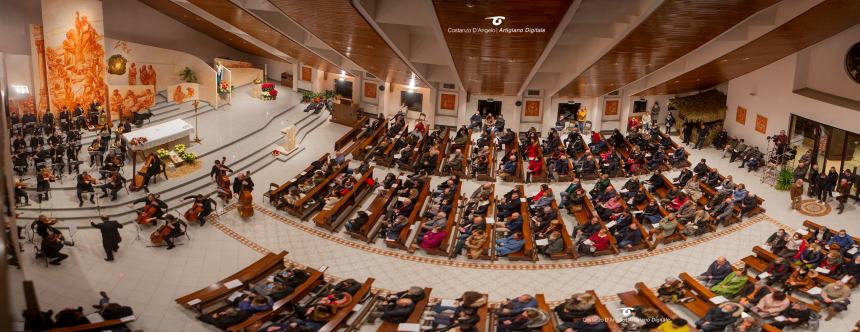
[132,193,168,226]
[182,194,217,226]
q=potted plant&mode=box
[156,148,170,159]
[179,67,197,83]
[775,167,794,191]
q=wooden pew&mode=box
[678,271,783,332]
[802,220,860,248]
[286,161,351,220]
[503,185,536,261]
[347,175,403,243]
[617,282,699,332]
[613,186,654,252]
[265,153,330,205]
[656,131,690,168]
[471,184,496,260]
[318,278,376,332]
[743,245,842,289]
[385,179,431,250]
[47,317,137,332]
[373,125,409,167]
[546,200,575,260]
[536,294,559,332]
[638,184,688,248]
[314,167,376,232]
[588,290,622,332]
[376,288,433,332]
[500,133,524,183]
[353,121,388,161]
[334,116,368,151]
[419,182,462,256]
[598,132,627,178]
[432,128,451,176]
[476,131,496,182]
[226,268,325,332]
[396,134,426,172]
[584,198,620,256]
[617,135,650,175]
[175,251,288,313]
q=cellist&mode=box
[131,193,167,225]
[76,171,97,207]
[161,214,183,250]
[182,194,217,226]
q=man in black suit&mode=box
[91,216,123,261]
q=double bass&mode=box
[238,188,254,218]
[130,154,154,191]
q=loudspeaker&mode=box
[379,85,385,91]
[515,101,522,107]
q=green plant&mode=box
[775,167,794,191]
[179,67,197,83]
[174,144,186,154]
[180,151,197,162]
[323,90,336,99]
[156,148,170,159]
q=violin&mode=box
[184,201,204,224]
[130,154,155,191]
[82,173,98,186]
[87,140,101,152]
[41,168,57,182]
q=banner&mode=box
[168,83,200,104]
[41,0,107,111]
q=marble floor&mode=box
[8,117,860,331]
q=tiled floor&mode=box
[9,123,860,332]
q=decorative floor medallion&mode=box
[797,199,832,217]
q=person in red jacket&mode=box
[419,226,448,251]
[527,157,543,183]
[578,229,610,255]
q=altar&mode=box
[123,118,194,155]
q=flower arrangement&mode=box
[156,148,170,159]
[272,149,280,156]
[128,137,148,146]
[261,83,278,100]
[218,81,233,95]
[174,144,186,154]
[180,151,197,162]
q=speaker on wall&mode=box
[379,85,385,91]
[515,101,522,107]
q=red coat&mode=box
[528,159,543,173]
[588,233,609,251]
[420,230,447,250]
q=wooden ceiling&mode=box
[556,0,780,99]
[635,0,860,96]
[185,0,335,72]
[433,0,573,95]
[140,0,285,62]
[267,0,425,88]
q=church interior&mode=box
[2,0,860,331]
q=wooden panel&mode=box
[140,0,285,62]
[268,0,425,88]
[186,0,335,72]
[440,92,456,110]
[558,0,780,98]
[434,0,574,95]
[755,114,768,134]
[301,66,312,82]
[524,100,540,117]
[363,81,377,99]
[736,106,747,125]
[604,99,619,116]
[636,0,860,96]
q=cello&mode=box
[136,200,158,225]
[184,201,204,224]
[149,221,174,245]
[130,154,155,191]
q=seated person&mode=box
[497,308,548,332]
[199,307,250,329]
[495,294,536,321]
[655,318,690,332]
[495,232,525,257]
[697,257,733,287]
[344,211,370,233]
[52,307,89,328]
[750,291,789,319]
[812,281,851,321]
[368,287,425,323]
[770,302,813,329]
[553,293,596,322]
[577,229,610,255]
[418,226,448,251]
[694,303,741,332]
[710,269,749,298]
[735,280,771,309]
[559,315,608,332]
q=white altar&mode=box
[123,119,194,152]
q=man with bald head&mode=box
[697,257,732,287]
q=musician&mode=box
[88,99,101,125]
[30,134,44,150]
[132,194,168,219]
[91,215,123,261]
[99,171,125,201]
[22,112,37,130]
[232,171,254,195]
[12,134,26,152]
[42,111,54,128]
[65,142,80,174]
[31,144,48,167]
[12,152,29,174]
[116,120,131,134]
[210,159,233,181]
[40,231,68,266]
[161,215,184,250]
[34,215,58,239]
[141,152,163,191]
[73,103,85,129]
[14,179,29,205]
[36,167,53,202]
[9,111,20,128]
[76,171,96,207]
[58,106,70,129]
[88,137,104,167]
[47,130,62,146]
[183,194,217,226]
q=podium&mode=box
[330,102,362,127]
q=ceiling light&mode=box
[720,59,729,62]
[743,57,750,61]
[674,80,680,83]
[465,1,475,8]
[408,89,415,93]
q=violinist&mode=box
[31,144,48,167]
[65,142,80,174]
[131,193,168,221]
[182,194,217,226]
[35,215,59,239]
[91,215,122,261]
[14,178,29,205]
[88,137,104,167]
[42,110,54,129]
[47,129,62,146]
[76,171,97,207]
[40,230,68,266]
[101,150,122,177]
[12,134,26,152]
[74,103,85,129]
[36,167,55,202]
[99,171,125,201]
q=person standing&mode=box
[837,178,851,214]
[91,216,122,261]
[790,179,804,210]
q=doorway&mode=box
[478,100,501,117]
